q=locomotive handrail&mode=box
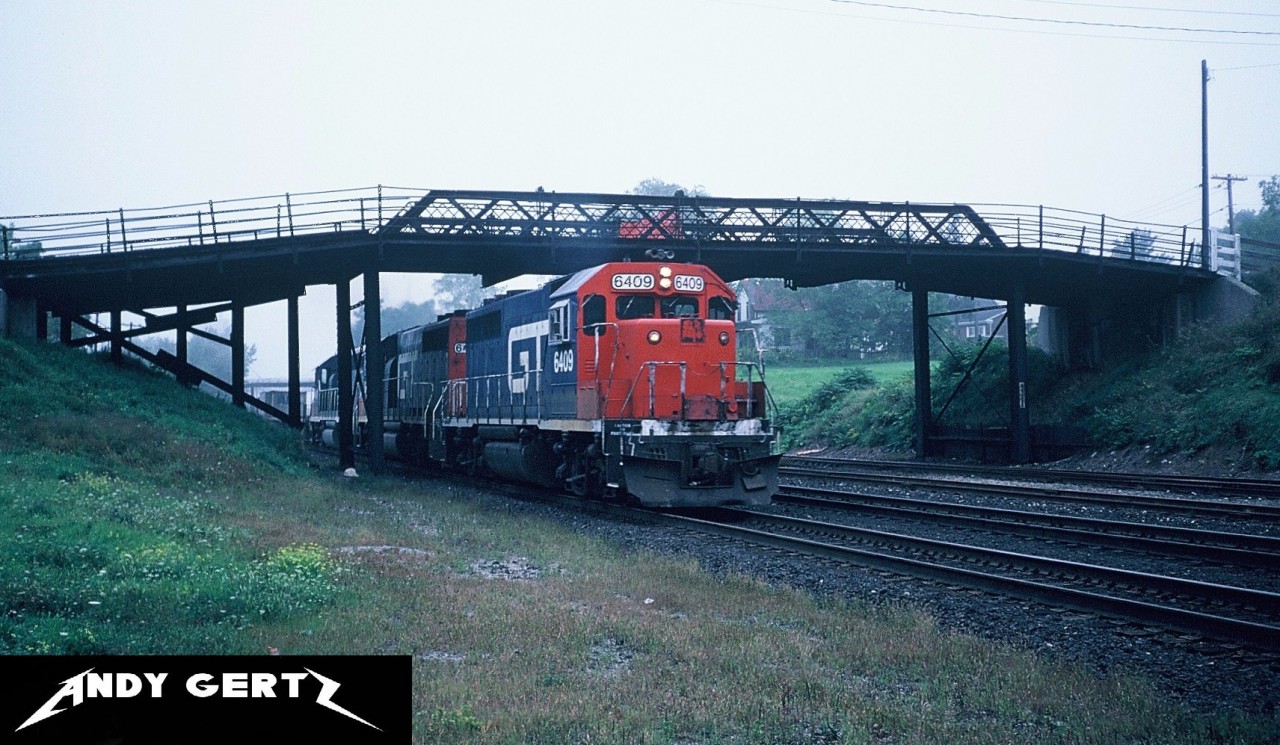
[403,381,435,424]
[455,368,544,423]
[584,322,621,417]
[718,361,776,421]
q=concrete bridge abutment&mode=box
[1036,274,1260,370]
[1,288,40,340]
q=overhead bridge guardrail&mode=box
[975,204,1205,267]
[1,186,1212,272]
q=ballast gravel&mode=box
[455,483,1279,719]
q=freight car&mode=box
[309,261,780,507]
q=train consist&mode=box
[308,261,781,507]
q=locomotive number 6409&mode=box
[611,273,654,290]
[553,348,574,374]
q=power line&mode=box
[1123,185,1201,220]
[711,0,1280,46]
[1215,62,1280,71]
[827,0,1280,36]
[1013,0,1280,20]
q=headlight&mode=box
[719,331,730,345]
[659,277,672,290]
[647,330,662,344]
[659,266,673,278]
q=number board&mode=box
[673,275,705,292]
[611,273,654,291]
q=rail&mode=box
[0,186,1229,273]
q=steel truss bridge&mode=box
[0,186,1230,465]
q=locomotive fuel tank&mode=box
[482,439,558,488]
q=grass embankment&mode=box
[2,340,1275,743]
[764,360,912,408]
[772,271,1280,468]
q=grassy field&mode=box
[763,359,913,407]
[2,339,1275,743]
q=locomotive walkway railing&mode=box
[0,186,1217,273]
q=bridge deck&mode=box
[1,187,1214,315]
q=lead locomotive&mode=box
[311,261,780,507]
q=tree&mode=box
[629,179,709,198]
[3,223,41,259]
[1110,228,1157,260]
[1233,175,1280,244]
[141,322,255,382]
[352,274,495,343]
[761,279,914,359]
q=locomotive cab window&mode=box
[615,295,655,320]
[548,300,572,343]
[708,296,736,320]
[660,297,698,318]
[582,294,606,336]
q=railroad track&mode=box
[783,455,1280,500]
[329,447,1280,650]
[660,508,1280,651]
[775,485,1280,571]
[781,463,1280,522]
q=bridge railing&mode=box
[974,204,1203,267]
[2,187,1210,272]
[0,186,426,258]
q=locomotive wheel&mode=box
[565,453,603,498]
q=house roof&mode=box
[735,278,807,313]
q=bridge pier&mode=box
[176,304,188,367]
[1007,280,1030,464]
[288,295,302,428]
[231,301,246,409]
[911,288,934,458]
[1,288,39,340]
[363,268,385,474]
[110,311,122,364]
[336,277,356,471]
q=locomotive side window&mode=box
[708,296,736,320]
[582,294,606,336]
[660,297,698,318]
[548,300,572,343]
[616,295,656,320]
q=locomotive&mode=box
[309,261,780,508]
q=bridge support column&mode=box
[336,278,356,471]
[111,311,122,364]
[288,295,302,428]
[231,301,246,409]
[1007,280,1031,464]
[363,269,385,474]
[59,313,72,345]
[912,288,933,458]
[1,289,39,340]
[176,304,188,366]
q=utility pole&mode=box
[1200,59,1210,268]
[1212,173,1247,233]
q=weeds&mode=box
[2,338,1277,742]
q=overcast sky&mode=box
[3,1,1278,378]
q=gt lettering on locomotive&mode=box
[507,320,548,395]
